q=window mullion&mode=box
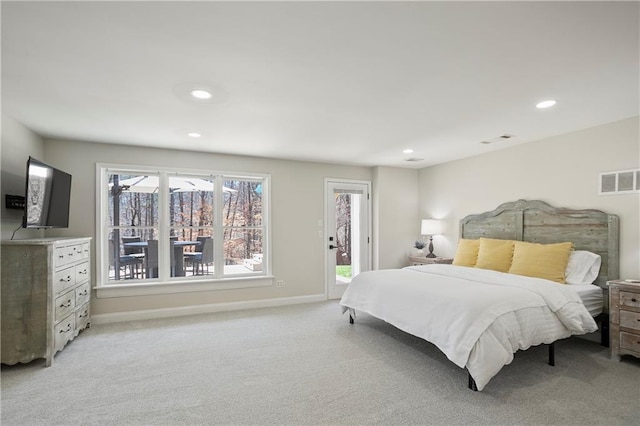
[214,176,224,278]
[158,172,170,280]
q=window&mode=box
[97,165,269,292]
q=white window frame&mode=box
[95,163,272,298]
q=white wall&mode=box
[418,116,640,279]
[39,139,372,316]
[372,166,419,269]
[0,114,45,240]
[5,114,635,318]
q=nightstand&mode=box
[608,279,640,360]
[409,256,453,266]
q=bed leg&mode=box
[600,314,609,347]
[349,314,354,324]
[548,342,555,366]
[348,308,355,324]
[468,372,478,391]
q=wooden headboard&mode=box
[460,199,619,288]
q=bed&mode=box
[340,199,619,391]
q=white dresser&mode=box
[1,237,91,366]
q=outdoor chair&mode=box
[184,237,213,275]
[169,237,182,276]
[108,239,137,280]
[146,240,159,278]
[122,236,144,278]
[146,239,179,278]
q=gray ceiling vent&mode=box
[404,157,424,162]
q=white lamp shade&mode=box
[421,219,442,236]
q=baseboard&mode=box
[91,294,328,324]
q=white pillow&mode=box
[565,250,602,285]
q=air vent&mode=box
[480,134,516,144]
[404,158,424,162]
[599,169,640,195]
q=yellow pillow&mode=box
[452,239,480,267]
[475,238,515,272]
[508,241,574,283]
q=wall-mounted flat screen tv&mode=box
[23,157,72,229]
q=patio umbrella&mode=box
[109,176,235,193]
[109,175,237,272]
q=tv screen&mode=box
[23,157,72,229]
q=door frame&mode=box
[324,178,372,300]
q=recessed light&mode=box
[190,89,213,100]
[173,82,230,105]
[403,148,414,154]
[536,100,556,109]
[187,132,201,138]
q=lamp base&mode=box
[425,237,436,258]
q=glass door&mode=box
[325,180,370,299]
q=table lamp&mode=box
[421,219,443,258]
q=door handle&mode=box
[329,245,337,250]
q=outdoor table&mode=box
[123,240,200,278]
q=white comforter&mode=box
[340,264,597,391]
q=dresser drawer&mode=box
[54,314,75,351]
[55,289,76,322]
[75,262,90,284]
[620,310,640,331]
[54,246,70,267]
[54,266,76,294]
[75,282,91,307]
[76,303,90,330]
[64,244,82,264]
[620,291,640,309]
[81,242,90,259]
[54,244,82,267]
[620,331,640,353]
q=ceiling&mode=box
[2,1,638,168]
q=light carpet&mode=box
[1,301,639,425]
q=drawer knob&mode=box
[631,298,637,302]
[59,324,72,333]
[60,300,72,308]
[60,276,72,282]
